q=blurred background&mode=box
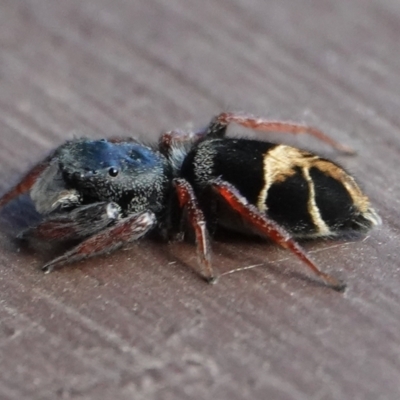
[0,1,398,399]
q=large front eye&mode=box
[108,167,119,177]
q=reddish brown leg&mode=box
[42,211,156,273]
[173,178,215,282]
[0,160,50,208]
[159,130,206,156]
[20,202,121,242]
[211,178,346,291]
[208,112,354,154]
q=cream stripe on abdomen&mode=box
[302,167,331,235]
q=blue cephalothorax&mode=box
[0,113,381,291]
[58,139,170,214]
[61,139,162,174]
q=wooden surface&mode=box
[0,0,398,399]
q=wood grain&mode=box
[0,0,399,399]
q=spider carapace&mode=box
[0,113,381,291]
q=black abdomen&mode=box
[181,138,377,237]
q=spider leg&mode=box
[173,178,215,282]
[207,112,354,154]
[0,158,51,208]
[19,202,122,242]
[159,130,206,156]
[211,178,346,291]
[42,210,156,273]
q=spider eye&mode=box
[108,167,119,177]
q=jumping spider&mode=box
[0,112,381,291]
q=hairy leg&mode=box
[211,177,345,291]
[42,210,156,273]
[173,178,215,282]
[0,158,52,208]
[20,202,122,242]
[206,112,354,154]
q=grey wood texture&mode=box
[0,0,398,399]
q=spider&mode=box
[0,112,381,291]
